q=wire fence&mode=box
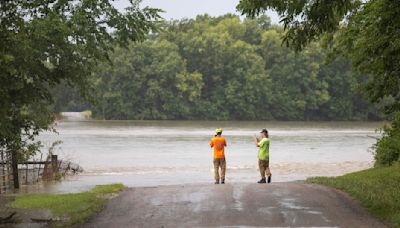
[0,152,82,194]
[0,150,12,194]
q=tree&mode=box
[237,0,399,113]
[0,0,161,188]
[86,14,377,121]
[92,39,203,120]
[237,0,359,51]
[237,0,399,164]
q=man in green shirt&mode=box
[254,128,271,184]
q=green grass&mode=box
[9,183,126,227]
[90,183,125,195]
[307,163,400,228]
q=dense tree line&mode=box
[54,14,383,121]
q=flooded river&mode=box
[29,113,382,193]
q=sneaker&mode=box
[215,181,219,184]
[221,179,225,184]
[267,175,272,183]
[257,178,266,184]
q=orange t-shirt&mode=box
[210,136,227,158]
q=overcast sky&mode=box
[113,0,281,24]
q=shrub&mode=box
[374,112,400,166]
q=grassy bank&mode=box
[9,183,125,227]
[307,163,400,228]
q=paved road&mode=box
[84,183,387,228]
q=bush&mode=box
[374,112,400,166]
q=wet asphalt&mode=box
[84,182,387,228]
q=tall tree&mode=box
[0,0,161,188]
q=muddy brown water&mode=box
[24,113,382,193]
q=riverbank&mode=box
[0,183,125,227]
[307,163,400,228]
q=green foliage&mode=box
[237,0,400,164]
[51,82,89,112]
[76,15,380,120]
[335,0,400,114]
[374,113,400,166]
[237,0,400,114]
[93,39,198,119]
[10,183,126,227]
[237,0,359,51]
[0,1,161,160]
[90,183,126,195]
[307,163,400,228]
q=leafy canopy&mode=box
[79,14,380,121]
[0,0,161,156]
[237,0,400,114]
[237,0,400,165]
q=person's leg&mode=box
[266,160,272,183]
[258,159,264,178]
[258,159,266,183]
[213,158,220,184]
[221,158,226,184]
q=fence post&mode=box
[51,155,58,175]
[37,153,43,182]
[11,150,19,189]
[25,163,28,184]
[0,150,6,193]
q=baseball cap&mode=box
[260,128,268,133]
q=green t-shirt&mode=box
[258,137,270,160]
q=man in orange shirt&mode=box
[210,128,227,184]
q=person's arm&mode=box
[224,139,227,147]
[256,138,265,148]
[210,139,214,148]
[254,135,260,147]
